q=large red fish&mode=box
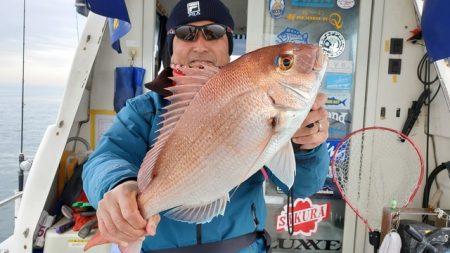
[85,43,327,252]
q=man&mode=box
[82,0,330,252]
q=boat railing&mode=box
[0,192,23,209]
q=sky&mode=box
[0,0,86,86]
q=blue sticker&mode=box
[326,139,342,159]
[328,110,352,139]
[329,127,349,139]
[269,0,286,19]
[276,27,308,44]
[325,73,353,90]
[291,0,334,8]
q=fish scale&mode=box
[85,43,327,253]
[147,96,271,209]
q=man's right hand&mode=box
[96,180,160,247]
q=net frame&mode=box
[331,126,424,231]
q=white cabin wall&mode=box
[370,0,450,209]
[358,0,450,251]
[90,0,146,110]
[369,0,428,207]
[69,0,157,150]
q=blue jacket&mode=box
[82,70,329,252]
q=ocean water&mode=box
[0,84,63,242]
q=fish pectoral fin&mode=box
[164,194,229,224]
[265,142,296,189]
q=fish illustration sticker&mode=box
[319,31,346,58]
[325,94,351,110]
[276,27,308,44]
[337,0,355,9]
[269,0,285,19]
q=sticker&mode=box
[328,13,343,29]
[329,126,350,140]
[276,27,308,44]
[324,73,353,90]
[328,110,351,125]
[319,31,346,58]
[337,0,355,9]
[291,0,334,8]
[329,127,348,136]
[316,178,342,199]
[286,12,343,30]
[276,198,330,236]
[328,110,352,139]
[326,60,353,74]
[187,1,200,17]
[325,94,351,110]
[68,239,88,247]
[269,0,286,19]
[271,238,343,250]
[326,139,341,159]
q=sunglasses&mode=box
[168,24,232,41]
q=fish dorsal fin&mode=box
[265,142,297,189]
[164,194,229,223]
[138,65,219,191]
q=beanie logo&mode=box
[187,1,201,17]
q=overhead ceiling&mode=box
[157,0,248,34]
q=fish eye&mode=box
[278,54,294,71]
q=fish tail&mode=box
[84,231,110,251]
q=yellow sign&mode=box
[287,12,343,29]
[90,109,117,149]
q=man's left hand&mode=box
[292,93,329,150]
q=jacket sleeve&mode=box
[82,95,155,209]
[267,142,329,198]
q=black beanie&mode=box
[166,0,235,55]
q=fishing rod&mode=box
[18,0,26,192]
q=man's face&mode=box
[171,20,230,68]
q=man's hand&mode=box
[292,93,329,150]
[96,180,161,247]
